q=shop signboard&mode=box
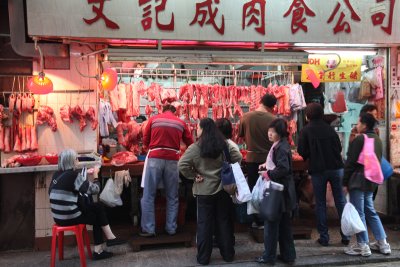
[301,55,362,83]
[26,0,400,44]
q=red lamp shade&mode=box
[101,68,118,90]
[27,72,53,94]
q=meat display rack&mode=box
[113,67,298,87]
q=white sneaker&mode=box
[344,243,371,257]
[370,241,391,255]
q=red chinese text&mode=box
[283,0,316,34]
[339,72,346,79]
[350,71,358,80]
[83,0,119,29]
[190,0,225,35]
[318,71,325,80]
[327,0,361,34]
[242,0,266,35]
[371,0,395,35]
[327,72,336,80]
[139,0,174,31]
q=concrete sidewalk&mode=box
[1,224,400,267]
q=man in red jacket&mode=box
[140,104,193,236]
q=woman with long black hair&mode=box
[178,118,242,265]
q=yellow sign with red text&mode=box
[301,55,362,83]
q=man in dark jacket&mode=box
[298,103,349,246]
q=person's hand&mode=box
[195,174,204,183]
[93,166,100,178]
[342,186,348,196]
[260,171,270,180]
[258,163,267,170]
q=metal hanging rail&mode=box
[0,89,96,95]
[113,67,300,86]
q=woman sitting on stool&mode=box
[48,149,126,260]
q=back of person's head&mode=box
[261,94,277,108]
[359,104,377,116]
[359,113,377,131]
[198,118,226,159]
[269,118,289,138]
[162,104,176,113]
[58,149,77,171]
[305,103,324,120]
[215,118,233,139]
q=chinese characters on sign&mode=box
[83,0,120,29]
[81,0,397,38]
[327,0,361,34]
[190,0,225,35]
[139,0,175,31]
[283,0,315,34]
[301,55,362,83]
[242,0,266,35]
[370,0,396,34]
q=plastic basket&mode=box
[16,156,43,166]
[45,155,58,165]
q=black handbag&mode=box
[348,168,365,191]
[259,182,284,222]
[221,144,236,195]
[77,192,93,214]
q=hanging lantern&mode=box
[27,72,53,94]
[101,68,118,90]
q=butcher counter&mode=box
[99,159,309,226]
[100,162,144,225]
[0,160,101,251]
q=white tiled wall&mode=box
[29,44,98,238]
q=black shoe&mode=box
[106,238,127,247]
[341,239,350,246]
[223,256,234,262]
[317,238,329,246]
[93,250,113,260]
[277,255,295,265]
[254,256,275,265]
[139,231,156,237]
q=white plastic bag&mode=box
[232,162,252,203]
[247,176,267,215]
[100,178,123,207]
[341,202,366,236]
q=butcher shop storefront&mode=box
[1,0,400,250]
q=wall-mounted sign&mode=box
[26,0,400,43]
[301,55,362,83]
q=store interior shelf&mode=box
[0,161,101,174]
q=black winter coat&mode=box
[297,119,344,174]
[266,138,297,213]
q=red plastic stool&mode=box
[51,224,92,267]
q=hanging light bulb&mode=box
[100,68,118,90]
[28,39,53,94]
[27,72,53,94]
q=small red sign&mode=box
[391,124,397,131]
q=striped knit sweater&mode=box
[48,169,100,221]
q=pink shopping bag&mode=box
[357,134,384,184]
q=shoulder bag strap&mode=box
[222,142,232,163]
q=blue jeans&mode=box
[140,158,179,234]
[350,189,386,244]
[311,169,348,243]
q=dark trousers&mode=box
[247,162,264,225]
[262,212,296,262]
[196,190,235,265]
[55,202,109,245]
